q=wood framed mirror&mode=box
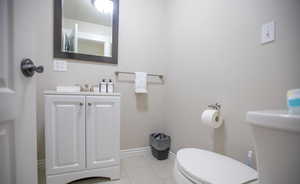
[54,0,119,64]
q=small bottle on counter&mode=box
[82,84,90,92]
[100,79,107,93]
[107,79,114,93]
[92,85,99,93]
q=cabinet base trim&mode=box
[46,166,120,184]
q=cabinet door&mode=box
[86,96,120,169]
[45,95,86,174]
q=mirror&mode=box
[54,0,119,64]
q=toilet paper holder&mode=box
[207,103,222,122]
[208,103,221,111]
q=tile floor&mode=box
[39,152,176,184]
[111,153,176,184]
[39,152,259,184]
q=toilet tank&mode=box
[247,111,300,184]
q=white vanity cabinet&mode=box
[45,95,86,175]
[86,96,120,169]
[44,91,120,184]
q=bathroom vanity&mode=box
[44,91,120,184]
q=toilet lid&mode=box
[176,148,258,184]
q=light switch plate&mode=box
[261,21,275,44]
[53,59,68,72]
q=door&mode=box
[45,95,86,174]
[0,0,40,183]
[86,96,120,169]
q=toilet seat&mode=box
[175,148,258,184]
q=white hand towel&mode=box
[135,72,148,93]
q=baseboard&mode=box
[119,147,177,160]
[38,147,176,170]
[120,146,151,159]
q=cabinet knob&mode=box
[88,103,92,106]
[79,102,84,106]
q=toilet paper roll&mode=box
[201,109,223,128]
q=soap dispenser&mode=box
[107,79,114,93]
[100,79,107,93]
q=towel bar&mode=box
[114,71,164,79]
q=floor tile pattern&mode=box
[39,152,259,184]
[39,152,176,184]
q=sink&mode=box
[246,110,300,184]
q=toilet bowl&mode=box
[173,148,258,184]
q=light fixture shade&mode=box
[92,0,113,14]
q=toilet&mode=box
[174,148,258,184]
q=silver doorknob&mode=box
[21,58,44,77]
[88,103,92,106]
[79,103,84,106]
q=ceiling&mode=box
[63,0,113,27]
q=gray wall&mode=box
[36,0,167,160]
[36,0,300,165]
[164,0,300,163]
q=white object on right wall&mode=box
[261,21,275,44]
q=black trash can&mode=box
[149,133,171,160]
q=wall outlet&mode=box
[53,59,68,72]
[261,21,275,44]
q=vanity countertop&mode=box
[44,90,120,96]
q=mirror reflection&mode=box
[62,0,113,57]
